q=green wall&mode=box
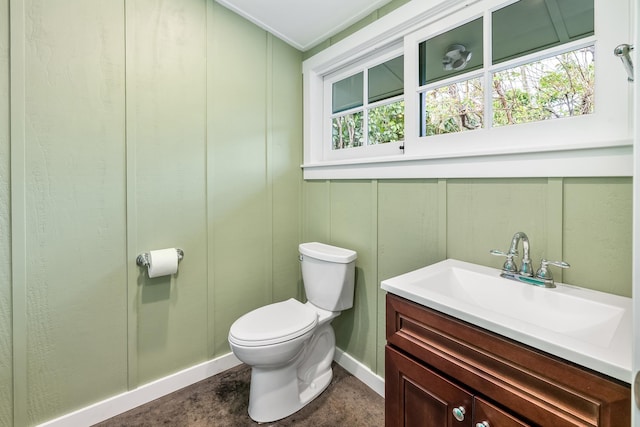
[1,1,302,425]
[302,179,632,377]
[1,0,11,425]
[0,0,633,425]
[299,0,633,380]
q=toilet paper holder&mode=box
[136,248,184,268]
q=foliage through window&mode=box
[330,55,404,151]
[332,112,363,149]
[492,46,595,126]
[304,0,630,178]
[417,0,595,137]
[421,78,483,136]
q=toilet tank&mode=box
[299,242,357,311]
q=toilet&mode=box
[228,242,357,423]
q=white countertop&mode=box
[381,259,632,383]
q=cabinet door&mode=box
[386,346,473,427]
[474,397,531,427]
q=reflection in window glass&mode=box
[419,18,483,85]
[556,0,594,39]
[492,46,594,127]
[331,55,404,151]
[332,113,363,149]
[368,100,405,145]
[332,72,363,113]
[421,78,483,136]
[492,0,593,64]
[369,56,404,103]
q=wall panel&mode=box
[302,180,331,244]
[0,0,11,424]
[329,181,377,368]
[447,179,549,267]
[563,178,632,296]
[128,0,209,385]
[209,3,271,357]
[21,0,128,423]
[377,179,442,374]
[377,179,442,281]
[270,37,303,303]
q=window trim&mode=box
[323,45,405,161]
[302,0,633,179]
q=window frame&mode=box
[323,44,405,161]
[301,0,633,179]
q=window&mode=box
[414,0,596,139]
[324,49,405,161]
[490,0,595,127]
[419,17,484,136]
[302,0,632,179]
[491,46,595,127]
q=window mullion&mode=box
[484,8,493,131]
[363,67,370,147]
[403,35,419,155]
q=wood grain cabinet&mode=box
[385,294,630,427]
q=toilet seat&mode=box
[229,298,318,347]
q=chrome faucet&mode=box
[490,232,569,288]
[508,231,533,277]
[490,231,533,276]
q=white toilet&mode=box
[228,242,357,423]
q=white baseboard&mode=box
[333,347,385,398]
[37,349,384,426]
[37,353,242,427]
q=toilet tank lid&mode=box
[299,242,357,263]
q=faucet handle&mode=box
[490,249,518,273]
[535,259,570,281]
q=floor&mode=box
[95,362,385,426]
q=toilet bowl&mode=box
[228,242,357,423]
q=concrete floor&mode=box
[95,362,385,426]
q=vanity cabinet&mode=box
[385,294,630,427]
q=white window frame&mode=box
[302,0,633,179]
[323,44,405,161]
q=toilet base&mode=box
[247,323,336,423]
[248,364,333,423]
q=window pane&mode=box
[369,56,404,103]
[557,0,594,39]
[421,78,483,136]
[368,100,405,145]
[332,112,363,149]
[419,18,483,86]
[332,72,363,113]
[492,46,594,127]
[492,0,594,64]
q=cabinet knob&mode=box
[452,406,466,421]
[476,422,490,427]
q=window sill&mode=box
[301,143,633,180]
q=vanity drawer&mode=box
[386,294,630,427]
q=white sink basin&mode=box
[381,259,632,383]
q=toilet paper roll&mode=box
[147,248,179,278]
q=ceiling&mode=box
[215,0,395,51]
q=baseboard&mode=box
[333,347,385,398]
[37,349,384,426]
[37,353,242,427]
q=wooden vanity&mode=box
[385,294,631,426]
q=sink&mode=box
[381,259,632,383]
